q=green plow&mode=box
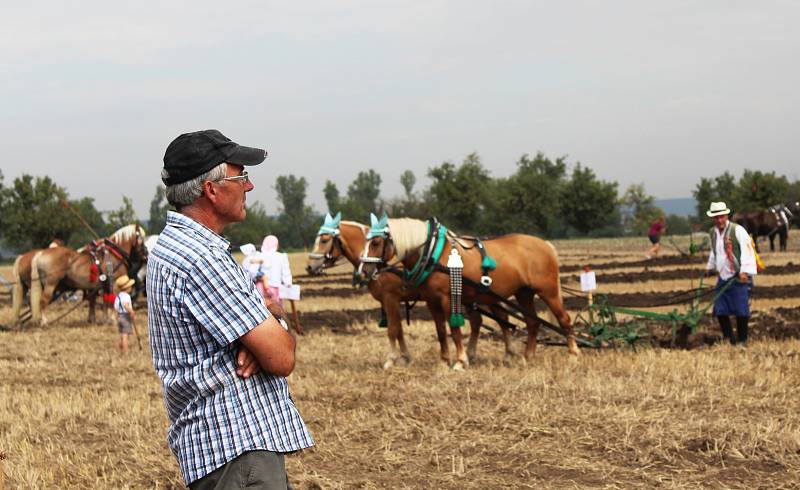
[574,275,736,348]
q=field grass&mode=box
[1,320,799,489]
[1,231,799,488]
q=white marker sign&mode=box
[580,271,597,292]
[280,284,301,301]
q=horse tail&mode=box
[11,255,24,321]
[543,240,563,326]
[30,251,44,323]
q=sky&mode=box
[1,1,798,219]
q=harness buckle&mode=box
[480,275,493,287]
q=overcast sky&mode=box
[2,1,798,219]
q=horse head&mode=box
[106,224,148,276]
[358,212,403,281]
[307,212,342,275]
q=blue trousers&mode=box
[713,278,751,318]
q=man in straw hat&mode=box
[705,201,758,345]
[147,130,313,489]
[113,274,137,354]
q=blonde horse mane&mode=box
[388,218,429,260]
[108,224,146,244]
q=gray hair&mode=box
[163,163,227,208]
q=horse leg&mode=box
[489,303,519,364]
[781,230,788,252]
[440,296,468,370]
[39,283,58,326]
[514,289,542,361]
[466,306,482,363]
[382,297,410,369]
[430,303,451,366]
[540,289,581,356]
[88,291,97,324]
[769,232,776,252]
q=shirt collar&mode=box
[166,211,231,252]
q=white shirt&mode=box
[114,291,132,315]
[706,222,757,280]
[242,251,292,287]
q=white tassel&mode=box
[447,248,463,268]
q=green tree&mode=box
[665,214,691,235]
[386,169,428,220]
[560,163,618,236]
[0,170,7,233]
[496,153,567,236]
[106,196,139,233]
[274,175,316,249]
[67,197,107,247]
[340,169,382,221]
[692,171,736,220]
[732,169,789,211]
[225,202,280,248]
[1,174,76,251]
[620,184,660,235]
[400,170,416,200]
[148,185,170,234]
[323,180,341,215]
[427,153,492,234]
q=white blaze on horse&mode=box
[359,214,579,370]
[23,224,148,325]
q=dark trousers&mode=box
[717,315,748,345]
[189,450,292,490]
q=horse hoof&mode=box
[395,356,410,367]
[452,361,466,371]
[383,359,395,370]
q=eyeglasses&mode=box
[216,171,250,184]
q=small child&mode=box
[113,275,137,354]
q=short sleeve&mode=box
[185,249,270,346]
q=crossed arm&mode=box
[235,304,296,378]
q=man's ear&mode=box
[203,181,219,203]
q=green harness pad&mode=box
[405,223,449,287]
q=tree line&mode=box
[1,157,799,254]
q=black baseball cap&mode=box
[162,129,267,185]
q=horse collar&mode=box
[405,219,448,288]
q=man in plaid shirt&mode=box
[147,130,313,489]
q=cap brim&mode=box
[228,145,267,166]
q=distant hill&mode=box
[654,197,696,217]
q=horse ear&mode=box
[380,211,389,221]
[370,213,379,227]
[332,212,341,225]
[323,213,332,223]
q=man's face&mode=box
[712,214,729,230]
[213,164,254,224]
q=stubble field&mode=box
[1,231,799,489]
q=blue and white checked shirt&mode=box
[147,211,314,485]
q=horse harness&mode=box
[366,217,499,328]
[768,204,793,234]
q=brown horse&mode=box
[733,203,795,252]
[359,217,579,370]
[28,224,147,325]
[307,216,469,368]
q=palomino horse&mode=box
[733,203,795,252]
[27,224,148,325]
[359,216,579,370]
[308,213,467,368]
[10,239,64,322]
